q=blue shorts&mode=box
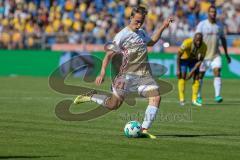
[180,59,199,74]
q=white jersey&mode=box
[195,19,225,60]
[113,27,152,76]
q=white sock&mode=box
[214,77,221,97]
[91,94,108,106]
[142,105,159,130]
[197,79,203,98]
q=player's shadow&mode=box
[0,155,62,159]
[156,133,240,138]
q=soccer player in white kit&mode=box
[74,6,173,138]
[195,5,231,104]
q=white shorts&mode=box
[199,56,222,72]
[112,74,159,99]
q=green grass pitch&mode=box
[0,77,240,160]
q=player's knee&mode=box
[177,73,181,79]
[154,95,161,103]
[142,86,160,98]
[181,73,187,80]
[213,68,221,77]
[199,72,204,79]
[149,95,161,107]
[107,99,122,110]
[152,95,161,103]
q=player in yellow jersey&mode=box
[177,33,207,106]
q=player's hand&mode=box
[186,73,192,80]
[163,16,174,28]
[226,55,231,64]
[186,71,194,80]
[95,75,104,85]
[185,74,192,80]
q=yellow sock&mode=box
[178,79,185,101]
[192,80,200,101]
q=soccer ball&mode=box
[124,121,142,138]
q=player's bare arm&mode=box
[220,35,231,64]
[187,52,205,80]
[186,61,202,80]
[95,51,115,85]
[147,17,174,46]
[176,51,184,78]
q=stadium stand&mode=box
[0,0,239,49]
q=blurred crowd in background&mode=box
[0,0,239,50]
